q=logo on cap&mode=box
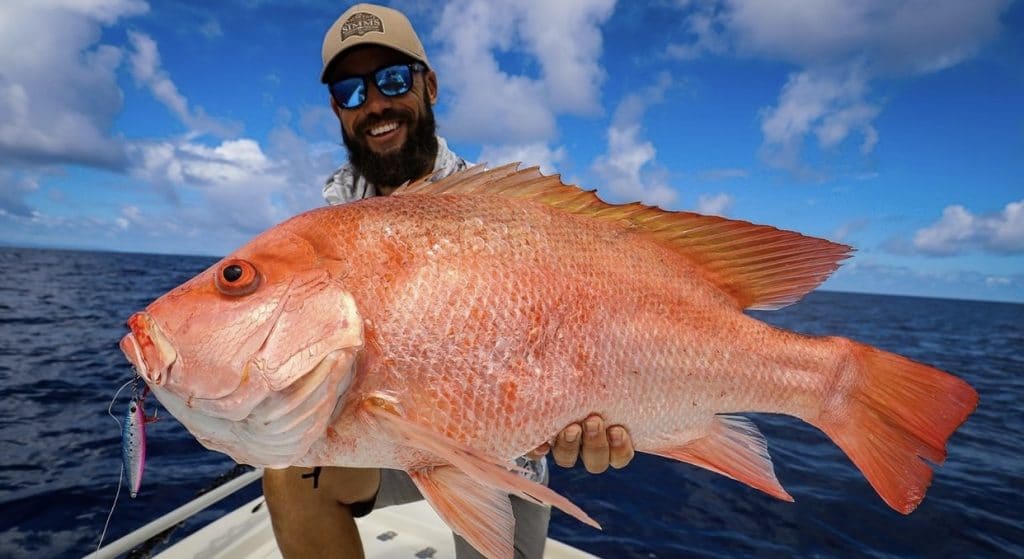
[341,12,383,41]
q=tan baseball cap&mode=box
[320,3,430,83]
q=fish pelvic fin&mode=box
[409,467,515,559]
[396,163,852,310]
[361,395,600,530]
[650,415,793,502]
[814,339,978,514]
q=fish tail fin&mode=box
[814,340,977,514]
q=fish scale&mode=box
[296,183,919,460]
[121,164,977,559]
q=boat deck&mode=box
[160,496,595,559]
[90,468,598,558]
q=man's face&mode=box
[328,46,439,190]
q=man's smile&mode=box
[368,121,400,137]
[362,119,406,152]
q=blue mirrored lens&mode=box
[375,65,413,96]
[330,77,365,109]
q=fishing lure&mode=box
[122,386,157,498]
[97,378,159,552]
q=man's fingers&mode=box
[580,415,610,474]
[608,426,635,469]
[551,423,582,468]
[549,417,636,472]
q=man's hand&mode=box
[528,414,635,474]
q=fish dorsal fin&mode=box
[396,163,853,310]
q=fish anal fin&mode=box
[361,394,600,529]
[410,467,515,559]
[395,164,852,310]
[651,415,793,502]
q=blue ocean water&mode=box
[0,246,1020,558]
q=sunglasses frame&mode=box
[328,62,427,110]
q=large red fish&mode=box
[120,165,977,558]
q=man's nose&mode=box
[361,82,392,114]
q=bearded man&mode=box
[262,4,635,558]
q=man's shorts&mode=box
[352,465,552,559]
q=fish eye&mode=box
[223,265,243,282]
[214,259,261,297]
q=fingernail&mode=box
[609,428,623,447]
[564,425,581,443]
[585,417,600,436]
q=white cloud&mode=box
[829,258,1024,302]
[913,200,1024,256]
[665,3,728,60]
[2,119,340,255]
[0,0,148,168]
[0,170,40,217]
[985,276,1011,287]
[36,0,148,24]
[432,0,615,144]
[127,31,242,138]
[722,0,1007,74]
[198,16,223,39]
[477,143,566,175]
[126,129,333,239]
[297,105,338,141]
[0,1,340,255]
[695,193,734,216]
[696,168,748,181]
[129,138,280,228]
[833,218,869,243]
[518,0,614,115]
[591,122,676,207]
[115,205,141,231]
[52,12,332,252]
[590,73,677,207]
[667,0,1010,176]
[758,66,879,178]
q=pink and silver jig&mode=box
[122,383,157,498]
[96,377,159,552]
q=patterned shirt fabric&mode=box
[321,135,548,484]
[322,136,471,205]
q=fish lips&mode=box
[121,311,248,405]
[121,312,177,386]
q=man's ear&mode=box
[425,70,438,105]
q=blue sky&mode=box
[1,0,1022,303]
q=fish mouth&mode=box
[121,312,177,385]
[119,280,365,467]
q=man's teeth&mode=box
[368,122,400,137]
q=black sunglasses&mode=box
[328,63,426,109]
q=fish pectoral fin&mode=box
[361,395,600,530]
[409,466,516,559]
[650,415,793,502]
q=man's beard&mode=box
[342,100,438,189]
